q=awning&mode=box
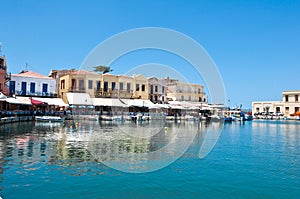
[149,104,170,109]
[92,98,129,107]
[30,98,45,105]
[66,92,92,105]
[0,92,7,99]
[127,99,154,107]
[32,97,68,107]
[6,97,32,105]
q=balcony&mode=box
[68,87,86,93]
[13,90,57,97]
[94,88,132,98]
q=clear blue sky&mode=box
[1,0,300,108]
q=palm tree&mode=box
[93,66,113,74]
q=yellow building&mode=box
[165,78,205,102]
[132,75,148,100]
[59,70,100,103]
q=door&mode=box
[30,82,35,94]
[42,83,48,93]
[21,82,27,95]
[10,81,15,95]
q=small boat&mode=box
[35,116,64,122]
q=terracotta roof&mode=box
[69,70,98,75]
[13,71,52,79]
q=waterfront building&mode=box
[148,77,167,104]
[252,90,300,116]
[282,90,300,115]
[58,70,100,103]
[9,70,56,97]
[95,74,133,99]
[0,55,10,96]
[132,75,148,100]
[165,77,205,102]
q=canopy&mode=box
[66,92,92,105]
[0,92,7,99]
[30,98,45,105]
[92,98,129,107]
[6,97,32,105]
[290,111,300,116]
[32,97,68,107]
[127,99,154,107]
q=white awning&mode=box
[127,99,154,107]
[92,98,129,107]
[149,104,170,109]
[32,97,68,107]
[6,97,32,105]
[66,93,92,105]
[0,92,7,99]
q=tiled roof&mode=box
[13,71,52,79]
[69,70,98,75]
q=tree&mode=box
[93,66,113,74]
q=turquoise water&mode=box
[0,120,299,198]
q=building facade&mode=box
[9,71,56,97]
[165,78,205,102]
[59,70,100,102]
[252,90,300,116]
[148,77,166,104]
[132,75,148,100]
[0,55,10,96]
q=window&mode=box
[30,82,35,93]
[256,107,260,112]
[295,95,299,102]
[189,96,191,101]
[96,81,100,91]
[136,84,140,91]
[155,86,158,92]
[142,84,145,91]
[198,88,201,94]
[162,86,165,93]
[150,85,153,94]
[181,96,184,100]
[127,83,131,92]
[88,80,93,89]
[285,107,289,112]
[71,79,76,90]
[119,82,123,90]
[199,97,202,102]
[162,96,165,102]
[42,83,48,93]
[79,80,84,90]
[295,107,299,113]
[112,82,116,90]
[104,82,108,92]
[61,80,65,89]
[285,95,289,102]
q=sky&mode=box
[1,0,300,108]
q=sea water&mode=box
[0,120,299,198]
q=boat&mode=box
[35,116,65,122]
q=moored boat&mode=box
[35,116,65,122]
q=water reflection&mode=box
[0,120,223,172]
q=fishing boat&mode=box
[35,116,65,122]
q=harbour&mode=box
[0,120,299,198]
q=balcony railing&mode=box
[94,88,133,98]
[13,90,57,97]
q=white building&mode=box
[148,77,167,104]
[9,70,56,97]
[252,90,300,116]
